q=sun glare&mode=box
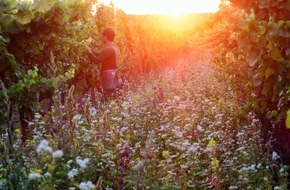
[110,0,220,15]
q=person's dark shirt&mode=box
[88,45,118,72]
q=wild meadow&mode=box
[1,54,288,189]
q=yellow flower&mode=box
[286,109,290,129]
[207,139,217,147]
[211,158,219,167]
[162,150,169,159]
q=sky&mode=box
[100,0,221,15]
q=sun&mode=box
[111,0,221,15]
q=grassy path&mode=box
[86,54,277,189]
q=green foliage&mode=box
[0,0,97,140]
[211,0,290,163]
[215,1,290,129]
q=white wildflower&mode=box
[120,127,127,134]
[89,107,97,116]
[52,150,64,159]
[67,160,73,165]
[67,168,78,179]
[27,121,34,126]
[274,187,282,190]
[36,140,52,154]
[182,140,191,147]
[28,172,42,180]
[188,145,197,153]
[133,160,144,170]
[108,161,115,167]
[76,157,90,169]
[173,96,180,101]
[236,132,244,137]
[215,114,223,118]
[44,172,51,178]
[236,146,246,151]
[197,125,203,131]
[251,93,257,97]
[272,151,280,161]
[73,114,82,121]
[240,164,257,172]
[79,181,95,190]
[38,121,46,125]
[34,113,42,119]
[228,186,238,190]
[104,187,113,190]
[252,118,260,123]
[180,164,188,169]
[167,171,176,175]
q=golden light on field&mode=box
[100,0,221,15]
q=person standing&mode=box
[86,28,122,100]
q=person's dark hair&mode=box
[102,28,115,41]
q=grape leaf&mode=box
[16,10,34,25]
[265,67,276,78]
[268,22,280,37]
[34,0,53,13]
[270,47,283,60]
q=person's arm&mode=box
[88,51,101,63]
[87,45,103,63]
[87,46,112,65]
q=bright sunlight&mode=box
[100,0,221,15]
